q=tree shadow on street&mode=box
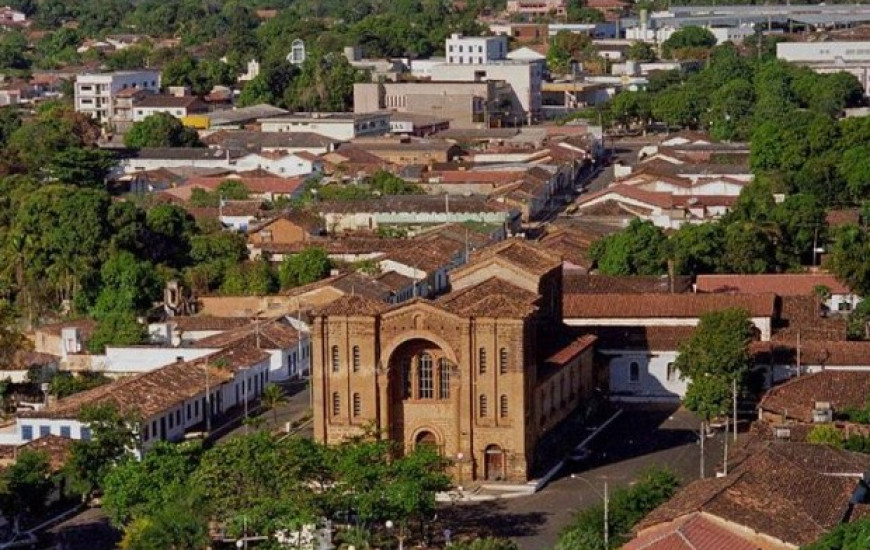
[436,500,547,540]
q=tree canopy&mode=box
[124,113,203,149]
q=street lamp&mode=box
[569,475,609,547]
[385,520,406,550]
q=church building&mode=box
[310,240,601,482]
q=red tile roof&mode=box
[544,334,597,366]
[625,513,758,550]
[637,441,870,547]
[697,274,851,296]
[563,274,693,294]
[438,277,540,318]
[576,184,676,210]
[758,369,870,422]
[563,293,777,319]
[184,175,306,195]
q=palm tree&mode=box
[262,383,285,426]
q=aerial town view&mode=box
[3,0,870,548]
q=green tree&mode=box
[87,311,147,353]
[278,247,332,288]
[827,224,870,297]
[674,308,754,430]
[669,222,724,276]
[0,300,29,369]
[0,449,52,526]
[590,219,667,276]
[47,147,116,189]
[120,485,210,550]
[720,222,776,274]
[65,403,139,497]
[704,78,754,142]
[803,518,870,550]
[547,30,592,75]
[450,538,519,550]
[610,91,651,130]
[261,383,285,425]
[661,26,716,59]
[103,441,202,526]
[651,87,702,129]
[806,424,844,449]
[124,113,203,149]
[92,250,162,317]
[626,41,656,62]
[48,371,110,398]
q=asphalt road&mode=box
[438,405,728,550]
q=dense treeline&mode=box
[591,41,870,288]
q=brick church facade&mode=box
[311,240,601,482]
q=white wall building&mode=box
[445,33,508,65]
[429,61,542,122]
[259,112,391,141]
[74,70,161,124]
[778,41,870,95]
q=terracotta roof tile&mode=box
[544,334,597,366]
[590,326,696,351]
[637,441,870,547]
[192,319,301,349]
[314,294,391,317]
[19,435,72,471]
[438,277,540,318]
[625,513,758,550]
[463,239,562,278]
[697,274,852,296]
[563,274,692,294]
[758,369,870,422]
[20,342,268,420]
[563,293,777,319]
[171,316,253,332]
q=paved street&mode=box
[215,378,313,442]
[438,405,729,550]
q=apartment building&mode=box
[74,70,161,125]
[445,33,509,65]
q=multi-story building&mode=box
[505,0,567,18]
[310,240,604,482]
[429,60,543,123]
[74,70,161,125]
[445,33,509,65]
[354,81,513,128]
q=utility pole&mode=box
[603,480,609,548]
[700,420,705,479]
[723,414,729,476]
[205,366,211,433]
[733,377,738,443]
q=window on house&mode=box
[438,358,451,399]
[418,353,434,399]
[479,394,488,417]
[331,346,340,372]
[352,346,360,372]
[666,363,677,382]
[260,229,273,242]
[839,302,853,311]
[81,427,92,440]
[39,425,50,437]
[187,404,191,420]
[152,420,158,437]
[332,392,341,416]
[353,393,361,417]
[629,362,640,383]
[21,426,32,440]
[499,348,508,374]
[169,414,174,429]
[194,401,199,416]
[479,348,487,374]
[500,395,509,418]
[60,425,71,438]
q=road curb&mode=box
[534,409,624,493]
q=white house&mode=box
[445,33,508,65]
[259,112,391,141]
[235,151,323,177]
[13,343,272,454]
[131,95,209,122]
[75,70,161,124]
[564,292,778,402]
